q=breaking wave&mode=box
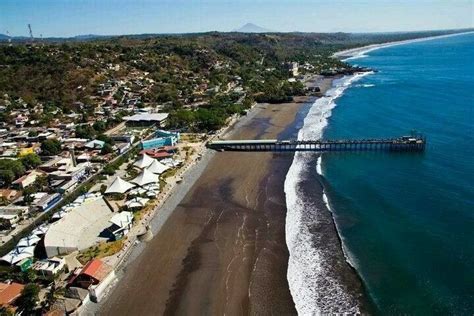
[284,72,371,315]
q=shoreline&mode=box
[284,74,374,314]
[333,31,474,60]
[94,81,336,314]
[85,74,371,315]
[99,97,309,315]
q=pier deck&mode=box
[207,136,426,152]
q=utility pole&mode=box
[28,24,34,44]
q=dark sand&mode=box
[101,99,304,315]
[100,78,368,315]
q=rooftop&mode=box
[122,113,169,122]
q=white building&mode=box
[43,196,114,257]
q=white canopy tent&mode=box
[1,246,35,265]
[146,159,170,175]
[17,235,41,248]
[131,169,159,187]
[109,212,133,229]
[128,187,147,196]
[142,183,160,191]
[133,153,154,169]
[145,191,158,198]
[31,224,49,236]
[105,177,136,194]
[125,197,150,209]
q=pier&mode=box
[207,136,426,152]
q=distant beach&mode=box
[333,31,474,61]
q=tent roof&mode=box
[17,235,41,248]
[1,246,35,265]
[109,212,133,228]
[133,153,154,169]
[105,176,136,194]
[146,159,170,175]
[131,169,159,186]
[125,197,149,208]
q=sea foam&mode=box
[284,72,370,315]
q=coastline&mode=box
[94,77,334,315]
[333,30,474,60]
[285,74,374,314]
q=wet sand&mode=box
[99,77,365,315]
[100,97,311,315]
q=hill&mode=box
[233,23,272,33]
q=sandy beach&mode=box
[333,31,474,60]
[98,78,338,315]
[100,103,303,315]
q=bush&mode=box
[20,153,42,170]
[16,283,40,314]
[40,139,62,156]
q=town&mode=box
[0,29,456,314]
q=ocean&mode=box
[285,33,474,314]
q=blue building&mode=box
[141,130,180,150]
[154,129,180,142]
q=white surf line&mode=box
[334,31,474,60]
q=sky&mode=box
[1,0,473,37]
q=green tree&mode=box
[34,175,49,192]
[20,153,42,170]
[92,121,107,133]
[40,139,62,156]
[96,134,114,145]
[75,125,96,139]
[16,283,40,314]
[101,143,114,155]
[0,170,15,186]
[22,186,36,205]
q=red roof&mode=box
[140,148,175,159]
[0,282,24,306]
[80,259,112,282]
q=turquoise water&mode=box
[322,33,474,314]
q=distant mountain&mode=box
[233,23,272,33]
[0,34,11,40]
[72,34,103,40]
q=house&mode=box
[123,113,169,127]
[286,62,299,77]
[12,170,46,189]
[31,257,66,278]
[84,140,105,150]
[33,193,62,212]
[69,259,116,302]
[0,282,24,307]
[0,189,21,203]
[0,206,28,228]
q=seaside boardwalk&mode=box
[207,136,426,152]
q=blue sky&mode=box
[1,0,473,37]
